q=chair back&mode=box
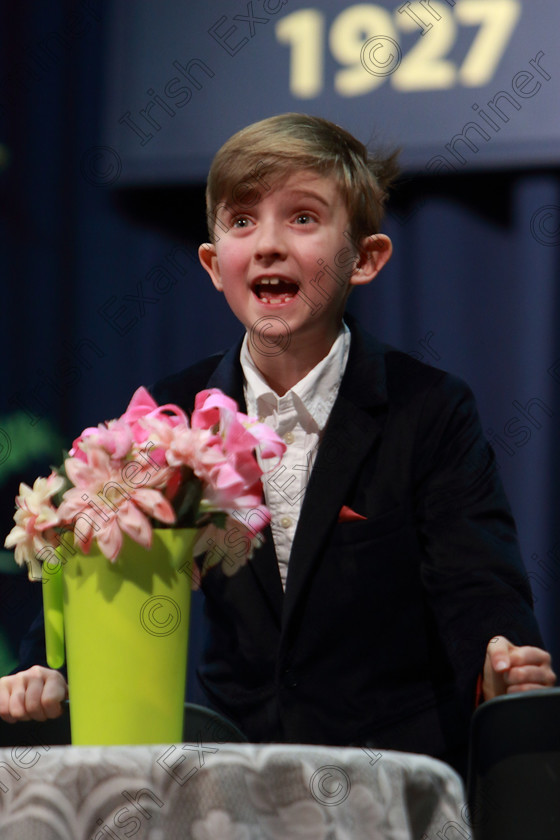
[467,688,560,840]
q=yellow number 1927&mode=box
[275,0,521,97]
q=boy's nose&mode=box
[254,220,287,261]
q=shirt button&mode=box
[280,516,292,529]
[284,431,295,444]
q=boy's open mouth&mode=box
[252,277,299,304]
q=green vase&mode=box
[42,528,196,745]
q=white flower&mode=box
[4,473,65,578]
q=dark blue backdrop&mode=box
[0,2,558,692]
[103,0,560,178]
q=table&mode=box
[0,742,467,839]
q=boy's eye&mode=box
[232,217,250,228]
[295,213,314,225]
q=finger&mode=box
[505,664,556,687]
[0,680,13,721]
[0,701,18,723]
[7,686,33,722]
[509,645,553,667]
[486,636,513,672]
[22,677,49,722]
[41,673,68,719]
[0,676,29,723]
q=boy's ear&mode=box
[198,243,223,291]
[349,234,392,287]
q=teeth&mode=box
[259,293,296,303]
[254,277,298,303]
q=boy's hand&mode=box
[482,635,556,700]
[0,666,68,722]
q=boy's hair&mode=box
[205,113,400,245]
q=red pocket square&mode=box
[338,505,367,523]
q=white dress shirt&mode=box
[241,323,351,589]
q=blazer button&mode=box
[283,669,298,688]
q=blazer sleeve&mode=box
[11,606,66,676]
[410,370,544,708]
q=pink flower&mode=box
[4,473,65,579]
[193,389,285,462]
[120,385,161,423]
[167,393,284,519]
[57,447,175,561]
[122,386,189,442]
[198,455,263,513]
[71,387,190,462]
[242,418,286,463]
[71,418,134,462]
[191,389,239,430]
[136,414,194,473]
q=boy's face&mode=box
[199,171,391,359]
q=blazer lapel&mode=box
[206,339,246,407]
[281,324,388,634]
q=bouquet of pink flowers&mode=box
[4,387,285,583]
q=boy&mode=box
[0,114,554,776]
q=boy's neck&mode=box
[247,326,341,396]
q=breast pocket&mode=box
[332,505,407,546]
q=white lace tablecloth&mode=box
[0,742,466,839]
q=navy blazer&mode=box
[151,318,543,771]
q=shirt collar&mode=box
[240,322,351,432]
